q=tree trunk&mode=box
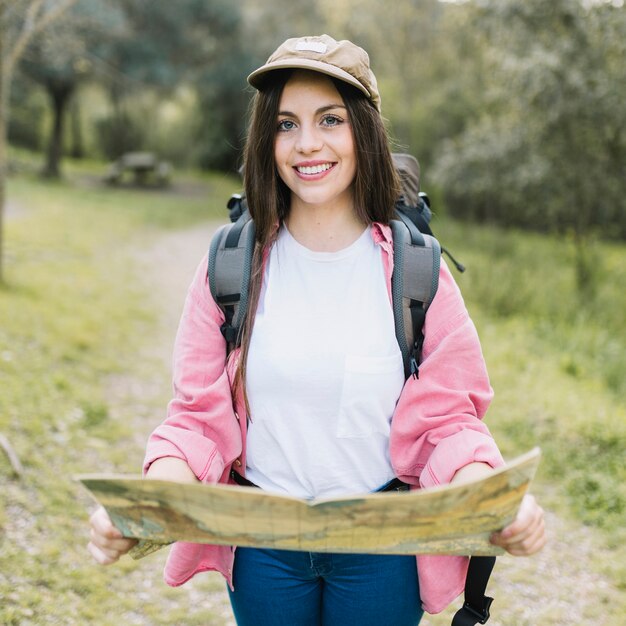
[42,80,74,178]
[0,0,80,281]
[0,15,9,285]
[573,229,598,298]
[0,122,6,285]
[69,95,83,158]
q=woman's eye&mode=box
[277,119,295,132]
[322,115,342,127]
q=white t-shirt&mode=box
[245,225,405,499]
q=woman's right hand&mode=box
[87,457,198,564]
[87,506,138,565]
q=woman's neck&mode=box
[285,198,366,253]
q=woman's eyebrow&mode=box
[316,104,347,114]
[277,104,347,117]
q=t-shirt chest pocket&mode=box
[336,353,405,439]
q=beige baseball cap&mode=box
[247,34,381,111]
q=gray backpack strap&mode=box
[207,211,256,351]
[390,218,441,379]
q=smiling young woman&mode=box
[87,34,546,626]
[273,70,359,247]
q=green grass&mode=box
[1,170,625,623]
[0,170,237,625]
[434,217,626,540]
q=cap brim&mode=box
[247,58,370,100]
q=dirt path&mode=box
[108,219,236,625]
[127,221,623,626]
[5,199,26,220]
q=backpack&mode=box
[207,153,495,626]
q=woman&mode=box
[88,35,546,625]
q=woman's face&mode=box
[274,70,356,214]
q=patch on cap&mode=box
[295,40,327,54]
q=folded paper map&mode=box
[78,448,540,560]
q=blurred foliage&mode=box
[7,76,46,151]
[193,5,255,172]
[433,0,626,242]
[11,0,626,239]
[17,0,125,176]
[94,109,146,160]
[96,0,253,172]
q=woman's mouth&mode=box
[294,162,335,179]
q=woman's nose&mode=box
[295,124,323,154]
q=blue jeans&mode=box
[227,547,423,626]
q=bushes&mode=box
[435,214,626,535]
[431,0,626,243]
[95,111,147,161]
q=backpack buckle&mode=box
[220,323,239,345]
[455,597,493,625]
[409,336,424,379]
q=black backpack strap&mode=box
[390,218,440,379]
[207,211,256,352]
[391,217,495,624]
[452,556,496,625]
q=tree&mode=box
[117,0,253,172]
[21,0,250,172]
[21,38,88,178]
[432,0,626,289]
[19,0,114,177]
[0,0,79,281]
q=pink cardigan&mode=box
[143,223,504,614]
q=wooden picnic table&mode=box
[105,152,171,186]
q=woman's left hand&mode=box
[490,494,546,556]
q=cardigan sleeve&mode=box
[143,253,242,484]
[389,259,504,487]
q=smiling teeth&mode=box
[297,163,332,175]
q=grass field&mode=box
[0,166,624,624]
[440,217,626,535]
[0,169,239,625]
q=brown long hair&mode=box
[234,69,400,404]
